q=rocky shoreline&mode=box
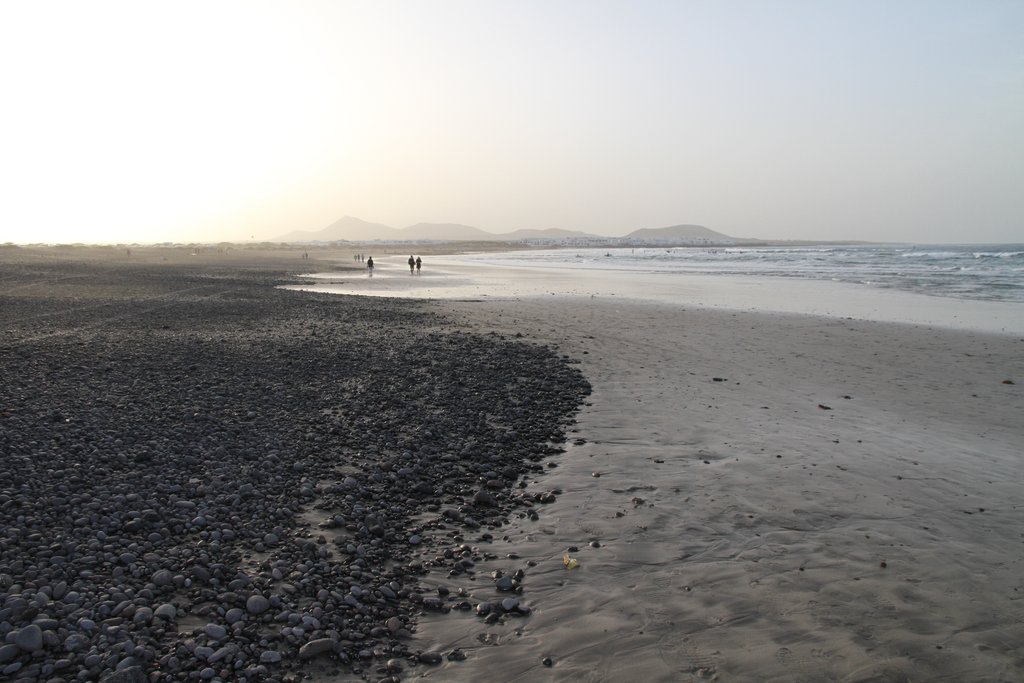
[0,253,590,682]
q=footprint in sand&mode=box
[656,637,719,678]
[774,645,834,679]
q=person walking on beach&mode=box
[415,256,422,274]
[366,256,374,276]
[408,255,415,274]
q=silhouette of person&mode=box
[415,256,422,274]
[408,255,415,274]
[366,256,374,276]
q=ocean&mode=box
[451,244,1024,304]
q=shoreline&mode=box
[284,253,1024,337]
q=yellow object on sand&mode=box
[563,552,580,570]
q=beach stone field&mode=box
[0,250,590,682]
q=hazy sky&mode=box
[1,1,1022,244]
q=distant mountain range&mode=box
[276,216,740,243]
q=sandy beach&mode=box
[407,297,1024,682]
[299,253,1024,681]
[2,246,1022,682]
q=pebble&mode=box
[473,490,498,506]
[204,624,226,640]
[299,638,337,659]
[495,576,515,591]
[154,603,176,620]
[151,569,174,586]
[0,260,592,683]
[0,644,19,663]
[246,594,271,615]
[14,625,43,652]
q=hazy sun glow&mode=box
[1,1,1022,244]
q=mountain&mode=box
[496,228,599,239]
[277,216,398,242]
[275,217,737,243]
[624,224,734,241]
[400,223,494,241]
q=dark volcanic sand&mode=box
[0,248,590,682]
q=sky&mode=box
[1,0,1022,244]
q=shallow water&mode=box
[283,252,1024,336]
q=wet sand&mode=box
[404,298,1024,682]
[308,253,1024,683]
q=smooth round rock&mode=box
[495,576,515,591]
[246,594,270,615]
[151,569,173,586]
[154,603,176,620]
[0,644,19,663]
[298,638,336,659]
[14,625,43,652]
[204,624,226,640]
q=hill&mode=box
[624,224,734,241]
[277,216,399,242]
[276,217,738,243]
[496,228,599,239]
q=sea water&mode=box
[449,244,1024,304]
[287,243,1024,334]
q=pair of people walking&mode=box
[364,255,422,277]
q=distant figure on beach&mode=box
[415,256,422,273]
[408,255,415,274]
[366,256,374,276]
